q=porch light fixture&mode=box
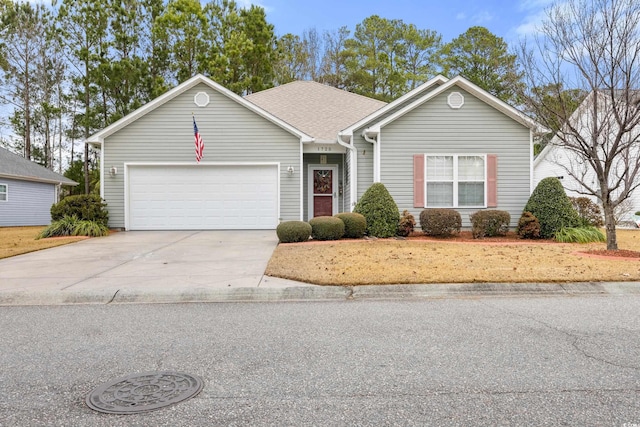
[109,166,118,177]
[287,165,294,176]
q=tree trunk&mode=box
[603,202,618,250]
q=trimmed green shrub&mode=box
[470,210,510,238]
[517,211,541,239]
[353,183,400,238]
[524,177,580,239]
[335,212,366,239]
[51,194,109,226]
[554,226,606,243]
[276,221,312,243]
[309,216,345,241]
[420,209,461,237]
[38,215,109,239]
[570,197,604,227]
[397,210,416,237]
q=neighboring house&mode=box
[0,147,78,226]
[534,92,640,221]
[88,74,543,231]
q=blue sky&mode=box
[239,0,553,44]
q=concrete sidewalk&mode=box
[1,280,640,306]
[1,230,640,305]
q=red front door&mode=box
[313,169,333,217]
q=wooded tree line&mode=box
[0,0,522,192]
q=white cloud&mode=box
[236,0,273,12]
[456,12,467,20]
[471,10,494,24]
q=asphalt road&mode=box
[1,296,639,426]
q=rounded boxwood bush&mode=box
[469,210,510,238]
[570,197,604,227]
[397,210,416,237]
[309,216,345,241]
[353,183,399,238]
[276,221,312,243]
[524,177,580,239]
[335,212,366,238]
[51,194,109,226]
[517,211,541,239]
[420,208,461,236]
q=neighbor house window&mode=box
[0,184,7,201]
[425,155,486,207]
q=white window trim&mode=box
[0,183,7,202]
[423,154,487,208]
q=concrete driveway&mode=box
[0,230,311,303]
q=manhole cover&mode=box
[86,371,203,414]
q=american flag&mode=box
[193,117,204,162]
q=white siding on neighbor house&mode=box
[0,178,56,226]
[534,145,640,221]
[379,87,532,228]
[102,83,302,229]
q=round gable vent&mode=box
[194,91,210,107]
[447,92,465,109]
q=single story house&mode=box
[0,146,78,226]
[88,74,543,231]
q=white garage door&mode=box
[127,164,278,230]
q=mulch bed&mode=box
[581,249,640,258]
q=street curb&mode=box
[1,282,640,306]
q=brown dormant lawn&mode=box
[265,230,640,285]
[0,226,87,260]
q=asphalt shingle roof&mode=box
[245,81,387,141]
[0,146,77,186]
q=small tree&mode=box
[524,177,580,239]
[353,183,399,237]
[517,0,640,249]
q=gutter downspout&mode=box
[362,128,380,182]
[337,132,357,210]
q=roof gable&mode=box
[339,75,450,139]
[363,76,545,137]
[245,81,387,141]
[0,147,77,185]
[87,74,314,145]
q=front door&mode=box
[309,165,338,218]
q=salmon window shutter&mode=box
[487,154,497,208]
[413,154,425,208]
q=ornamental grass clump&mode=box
[335,212,366,238]
[420,208,461,237]
[353,183,400,238]
[309,216,345,241]
[38,215,110,239]
[524,177,580,239]
[554,226,606,243]
[469,210,510,238]
[276,221,312,243]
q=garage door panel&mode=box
[128,165,278,230]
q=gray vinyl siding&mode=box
[380,87,532,228]
[352,133,375,200]
[0,178,56,226]
[303,153,345,220]
[103,83,301,229]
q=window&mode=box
[0,184,6,201]
[425,155,486,207]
